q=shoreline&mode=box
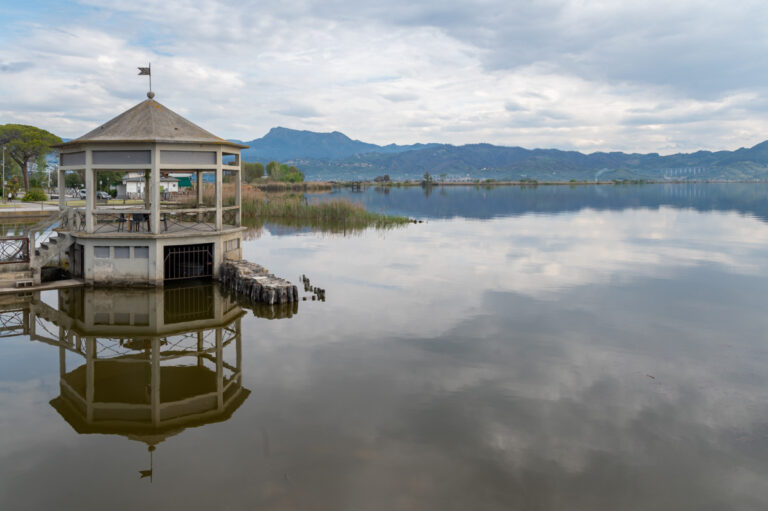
[250,178,767,192]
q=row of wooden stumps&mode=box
[219,260,298,305]
[300,274,326,301]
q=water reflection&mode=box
[314,183,768,222]
[2,285,252,481]
[3,186,768,508]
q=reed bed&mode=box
[241,195,409,230]
[253,181,332,192]
[183,183,409,231]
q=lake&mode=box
[2,183,768,510]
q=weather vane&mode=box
[138,63,154,99]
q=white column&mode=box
[84,150,94,233]
[235,154,242,227]
[215,148,223,231]
[196,170,204,223]
[196,170,203,206]
[58,167,65,210]
[150,146,160,233]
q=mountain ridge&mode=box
[239,127,439,162]
[233,128,768,181]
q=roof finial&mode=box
[138,63,153,99]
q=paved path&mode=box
[0,203,59,218]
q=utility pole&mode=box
[2,145,5,203]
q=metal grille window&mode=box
[114,246,130,259]
[134,247,149,258]
[163,243,213,281]
[94,246,110,258]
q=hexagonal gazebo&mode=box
[53,93,247,285]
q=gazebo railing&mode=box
[61,205,240,234]
[93,210,151,233]
[161,209,218,232]
[60,207,86,232]
[223,206,239,227]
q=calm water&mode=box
[2,183,768,510]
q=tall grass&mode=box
[184,183,409,232]
[241,195,409,230]
[254,181,332,192]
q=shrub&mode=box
[277,164,304,182]
[22,187,48,202]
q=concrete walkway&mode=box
[0,278,83,295]
[0,202,59,218]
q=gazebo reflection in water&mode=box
[4,284,252,481]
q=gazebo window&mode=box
[160,150,216,164]
[61,152,85,166]
[92,150,151,165]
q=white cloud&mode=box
[1,0,766,153]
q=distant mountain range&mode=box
[232,128,768,182]
[233,127,438,162]
[232,128,768,181]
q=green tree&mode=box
[266,161,280,179]
[64,171,83,189]
[97,171,124,191]
[277,164,305,182]
[0,124,61,190]
[243,162,265,182]
[22,187,48,202]
[6,176,20,200]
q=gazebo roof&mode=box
[55,97,248,149]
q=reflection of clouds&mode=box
[229,261,768,509]
[224,206,768,507]
[3,207,768,509]
[0,377,71,458]
[247,207,768,345]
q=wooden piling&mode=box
[219,260,298,305]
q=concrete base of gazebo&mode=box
[68,228,243,285]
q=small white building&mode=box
[117,171,179,198]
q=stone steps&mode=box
[34,234,72,268]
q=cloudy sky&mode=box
[1,0,766,153]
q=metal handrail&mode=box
[0,236,30,264]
